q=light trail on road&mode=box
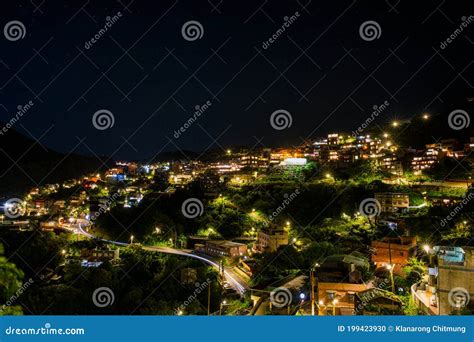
[75,220,247,294]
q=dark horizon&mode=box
[1,0,473,161]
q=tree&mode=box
[0,243,25,315]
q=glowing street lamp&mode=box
[130,235,134,244]
[220,300,229,315]
[422,113,429,120]
[386,264,395,293]
[392,121,399,127]
[332,299,338,315]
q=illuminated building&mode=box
[257,226,288,253]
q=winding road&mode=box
[69,219,248,294]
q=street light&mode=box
[422,113,429,120]
[392,121,399,127]
[130,235,134,244]
[220,300,229,315]
[386,264,395,293]
[332,299,338,316]
[423,245,430,253]
[423,245,433,266]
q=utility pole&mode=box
[207,281,211,316]
[310,263,320,316]
[388,242,395,293]
[310,269,315,316]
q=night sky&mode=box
[0,0,472,160]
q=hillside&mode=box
[0,125,110,197]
